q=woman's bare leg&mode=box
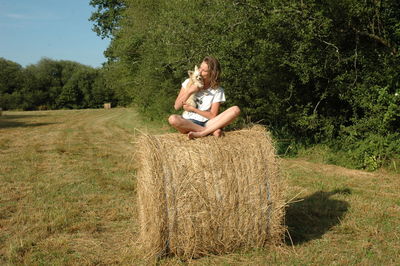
[168,114,204,133]
[188,106,240,139]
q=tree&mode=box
[0,58,24,109]
[89,0,126,39]
[91,68,116,107]
[96,0,400,168]
[0,58,23,94]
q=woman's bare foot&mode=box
[188,131,203,139]
[188,129,223,139]
[213,129,222,137]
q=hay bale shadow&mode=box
[285,188,351,245]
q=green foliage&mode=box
[0,58,117,110]
[89,0,126,39]
[0,58,23,94]
[0,58,24,109]
[299,133,400,172]
[91,0,400,169]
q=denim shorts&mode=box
[188,119,207,127]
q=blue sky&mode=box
[0,0,110,68]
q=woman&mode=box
[168,56,240,139]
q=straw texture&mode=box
[135,126,286,259]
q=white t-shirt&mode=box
[181,78,226,122]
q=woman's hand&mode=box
[182,103,196,112]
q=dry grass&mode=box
[135,127,286,259]
[0,108,399,265]
[0,108,166,265]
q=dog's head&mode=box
[188,65,204,88]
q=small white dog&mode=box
[183,65,203,115]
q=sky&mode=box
[0,0,110,68]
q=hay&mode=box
[135,126,286,259]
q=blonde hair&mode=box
[202,56,221,88]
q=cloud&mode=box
[5,13,32,19]
[3,12,62,21]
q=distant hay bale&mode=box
[135,126,286,259]
[104,103,111,109]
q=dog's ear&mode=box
[188,70,193,76]
[194,65,199,72]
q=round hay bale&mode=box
[135,126,286,259]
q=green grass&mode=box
[1,108,399,265]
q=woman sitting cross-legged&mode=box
[168,56,240,139]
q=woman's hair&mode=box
[202,56,221,88]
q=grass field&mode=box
[1,108,399,265]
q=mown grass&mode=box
[1,108,399,265]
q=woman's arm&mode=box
[183,102,221,120]
[174,84,199,110]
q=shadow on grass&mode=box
[0,114,55,129]
[285,188,351,245]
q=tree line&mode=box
[0,57,116,110]
[88,0,400,170]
